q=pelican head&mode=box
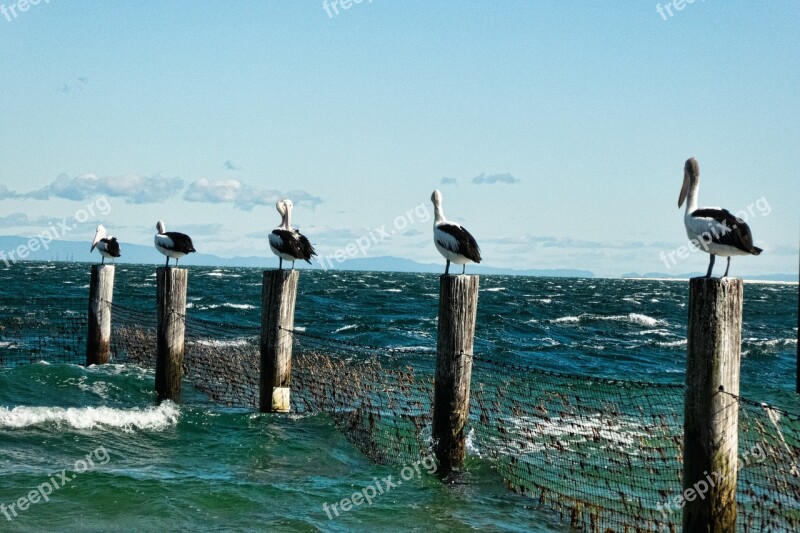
[156,220,166,234]
[431,189,442,206]
[91,225,106,251]
[679,157,699,208]
[276,199,293,228]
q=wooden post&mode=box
[86,264,115,365]
[156,267,187,402]
[260,269,299,413]
[683,277,742,531]
[433,274,479,474]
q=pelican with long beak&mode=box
[90,225,121,264]
[154,221,196,267]
[268,199,316,270]
[678,157,762,278]
[431,189,482,275]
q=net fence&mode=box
[1,297,798,531]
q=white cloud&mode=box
[184,178,322,211]
[472,172,520,185]
[26,173,184,203]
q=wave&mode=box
[192,338,254,348]
[657,340,687,348]
[334,325,358,333]
[550,313,664,327]
[0,402,179,431]
[207,271,242,278]
[744,338,797,347]
[197,303,256,310]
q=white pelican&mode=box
[431,189,482,275]
[154,221,196,267]
[90,225,121,264]
[679,157,762,278]
[268,199,316,270]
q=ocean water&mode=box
[0,262,797,532]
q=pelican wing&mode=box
[435,223,482,263]
[163,232,196,254]
[690,208,761,255]
[270,229,315,262]
[104,237,121,258]
[295,232,317,262]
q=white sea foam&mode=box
[0,402,179,431]
[201,303,256,310]
[552,316,580,323]
[465,428,481,457]
[627,313,662,326]
[550,313,663,327]
[658,340,687,348]
[334,324,357,333]
[382,288,402,293]
[482,287,506,292]
[193,338,253,348]
[223,303,255,310]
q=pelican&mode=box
[431,189,482,275]
[679,158,762,278]
[154,221,196,267]
[90,225,121,264]
[268,199,316,270]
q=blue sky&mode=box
[0,1,797,276]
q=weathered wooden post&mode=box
[683,277,742,531]
[87,264,115,365]
[433,274,479,474]
[155,267,187,402]
[260,269,299,413]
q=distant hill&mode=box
[621,271,798,283]
[0,236,593,277]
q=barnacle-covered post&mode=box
[683,277,742,531]
[433,274,479,474]
[87,264,115,365]
[156,267,188,402]
[260,269,299,413]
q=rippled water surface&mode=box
[1,263,797,531]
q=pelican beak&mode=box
[90,230,101,252]
[678,173,689,208]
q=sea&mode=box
[0,262,797,532]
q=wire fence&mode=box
[1,297,798,531]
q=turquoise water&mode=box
[1,262,797,531]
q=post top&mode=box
[156,266,189,274]
[689,276,743,285]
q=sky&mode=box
[0,1,798,277]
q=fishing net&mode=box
[1,297,798,532]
